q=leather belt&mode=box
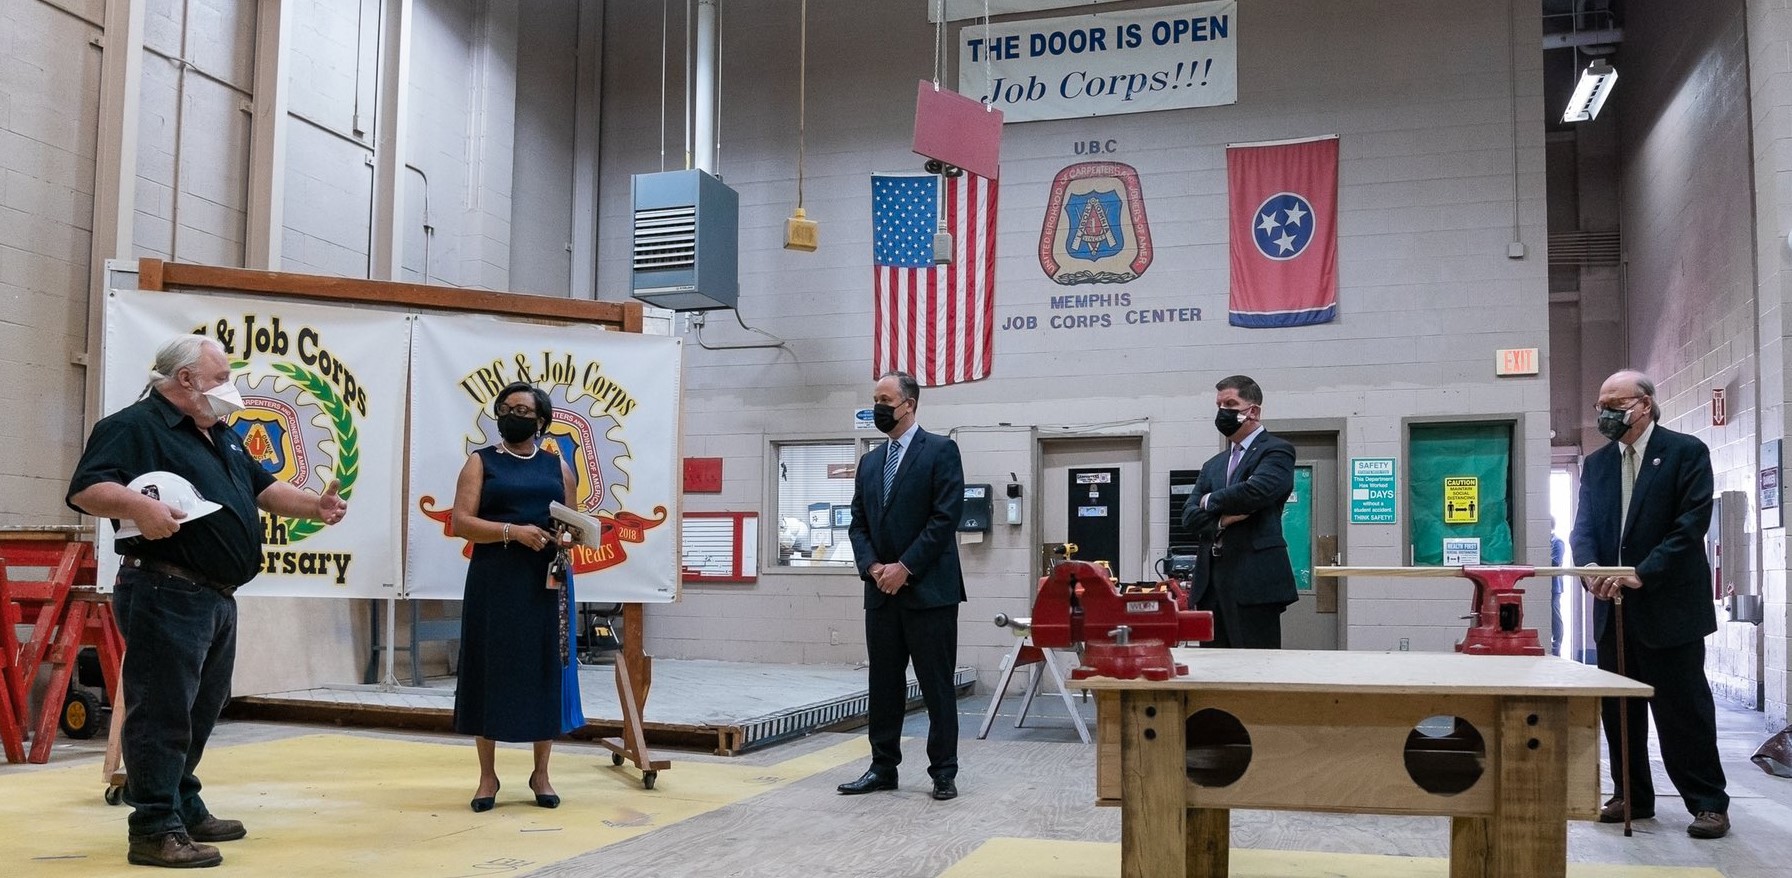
[120,556,238,597]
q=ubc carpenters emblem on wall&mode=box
[1039,161,1153,285]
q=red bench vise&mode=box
[1458,565,1546,656]
[1026,554,1213,681]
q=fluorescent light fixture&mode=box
[1562,60,1618,123]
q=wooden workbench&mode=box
[1082,649,1651,878]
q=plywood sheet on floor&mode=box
[2,732,865,876]
[255,660,893,726]
[941,837,1728,878]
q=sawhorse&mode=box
[977,616,1089,744]
[1,533,115,764]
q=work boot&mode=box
[185,815,246,843]
[127,831,222,868]
[1597,796,1653,822]
[1687,811,1730,839]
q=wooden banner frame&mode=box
[129,258,669,787]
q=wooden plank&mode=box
[137,259,635,328]
[1180,690,1497,816]
[1565,697,1600,820]
[1449,816,1489,878]
[1096,690,1121,804]
[1186,807,1228,878]
[1077,649,1652,698]
[1120,690,1186,878]
[1313,566,1633,578]
[138,256,165,292]
[1488,697,1569,877]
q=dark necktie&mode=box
[883,440,902,505]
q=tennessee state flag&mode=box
[1226,135,1339,327]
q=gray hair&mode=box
[146,335,225,394]
[1618,369,1663,421]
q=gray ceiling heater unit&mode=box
[630,169,739,312]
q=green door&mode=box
[1283,465,1313,593]
[1409,423,1514,565]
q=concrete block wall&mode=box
[133,0,256,268]
[1621,0,1765,709]
[282,0,376,277]
[1,0,105,524]
[507,0,578,297]
[598,0,1554,687]
[11,0,575,693]
[1748,0,1792,729]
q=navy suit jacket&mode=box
[1179,429,1299,608]
[848,427,966,610]
[1569,424,1716,649]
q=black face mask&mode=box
[873,402,903,434]
[1596,406,1632,441]
[498,413,540,443]
[1214,407,1246,436]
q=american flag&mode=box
[871,171,997,386]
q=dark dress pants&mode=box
[865,602,959,781]
[113,568,238,837]
[1196,570,1284,649]
[1597,625,1729,815]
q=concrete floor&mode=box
[8,689,1791,877]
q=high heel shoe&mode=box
[471,780,499,812]
[528,772,560,809]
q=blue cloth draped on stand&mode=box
[559,567,585,733]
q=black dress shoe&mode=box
[471,779,500,813]
[931,779,957,801]
[529,772,560,809]
[837,769,898,795]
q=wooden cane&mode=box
[1614,592,1632,837]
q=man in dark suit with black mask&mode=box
[838,370,966,801]
[1180,374,1298,648]
[1571,369,1730,840]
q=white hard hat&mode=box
[115,471,223,539]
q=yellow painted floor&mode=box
[941,837,1728,878]
[3,732,1746,877]
[4,732,867,876]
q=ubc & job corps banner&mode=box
[405,314,683,602]
[1226,134,1340,327]
[100,289,409,598]
[958,1,1237,123]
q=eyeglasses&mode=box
[1593,396,1642,415]
[497,405,538,418]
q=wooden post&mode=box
[1489,697,1569,877]
[1121,690,1189,878]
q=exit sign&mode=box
[1495,347,1539,376]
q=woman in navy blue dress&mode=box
[451,383,579,811]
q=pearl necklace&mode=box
[500,441,539,460]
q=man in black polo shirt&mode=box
[68,334,347,868]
